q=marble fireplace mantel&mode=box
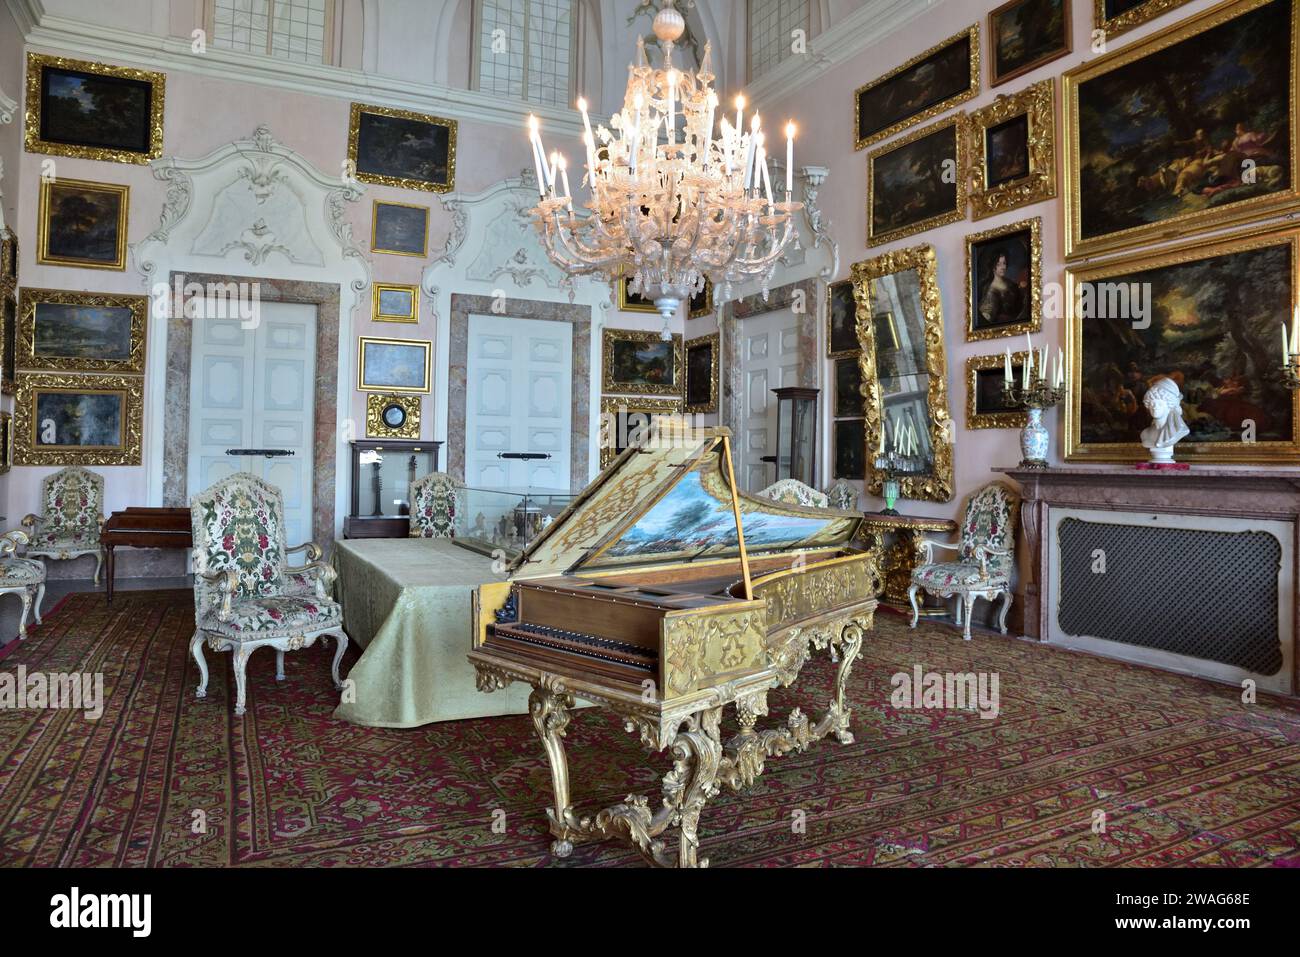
[998,466,1300,659]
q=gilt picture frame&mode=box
[684,333,719,414]
[17,288,148,373]
[366,393,421,439]
[867,114,968,247]
[854,25,979,150]
[1064,0,1300,259]
[599,395,683,468]
[965,217,1043,342]
[827,279,860,358]
[37,178,129,271]
[989,0,1072,87]
[833,419,867,480]
[14,372,144,466]
[371,201,430,257]
[373,283,419,324]
[616,277,660,314]
[24,53,165,164]
[349,102,457,194]
[1095,0,1197,39]
[968,78,1057,220]
[357,337,432,394]
[0,410,11,474]
[0,227,16,285]
[967,352,1031,429]
[601,329,683,397]
[688,279,714,319]
[834,357,866,418]
[1066,224,1300,463]
[1,290,15,396]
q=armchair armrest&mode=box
[21,514,45,531]
[972,544,1010,579]
[914,537,961,565]
[286,541,323,564]
[0,529,30,557]
[290,559,336,600]
[192,548,239,622]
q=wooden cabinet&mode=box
[344,440,442,539]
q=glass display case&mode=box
[453,486,575,559]
[344,440,442,539]
[772,387,819,488]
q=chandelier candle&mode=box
[526,0,803,337]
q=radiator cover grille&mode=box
[1057,518,1283,675]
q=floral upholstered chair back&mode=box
[959,483,1018,578]
[409,472,461,539]
[39,467,104,540]
[190,473,289,614]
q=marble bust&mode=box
[1140,377,1191,463]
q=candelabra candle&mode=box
[1002,368,1069,469]
[524,0,802,333]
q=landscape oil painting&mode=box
[34,390,123,449]
[1067,229,1299,462]
[372,201,429,256]
[1065,0,1298,257]
[602,330,683,396]
[357,338,432,393]
[868,117,966,246]
[855,26,978,149]
[989,0,1071,86]
[37,179,128,270]
[19,289,147,373]
[25,53,164,163]
[350,103,457,193]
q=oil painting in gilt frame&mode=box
[827,280,859,358]
[17,288,147,374]
[684,333,718,414]
[599,396,683,468]
[965,217,1042,342]
[833,419,866,480]
[967,78,1057,220]
[373,283,419,323]
[967,352,1030,429]
[1,290,15,395]
[24,53,165,164]
[371,201,429,257]
[1096,0,1197,38]
[602,329,683,397]
[854,25,979,150]
[989,0,1072,86]
[349,102,457,194]
[1066,225,1300,463]
[14,372,144,467]
[37,179,129,271]
[357,337,432,394]
[1064,0,1300,259]
[868,115,967,247]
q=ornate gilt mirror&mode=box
[850,244,954,503]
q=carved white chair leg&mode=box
[93,550,104,587]
[330,632,349,690]
[275,649,286,682]
[961,593,977,641]
[33,583,45,624]
[17,589,32,639]
[190,631,210,698]
[232,645,251,717]
[997,590,1012,634]
[907,584,921,629]
[954,595,963,626]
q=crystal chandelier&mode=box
[525,0,803,338]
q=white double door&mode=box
[187,301,317,546]
[737,308,802,492]
[465,313,572,491]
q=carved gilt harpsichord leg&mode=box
[661,706,723,869]
[527,681,582,858]
[827,620,865,745]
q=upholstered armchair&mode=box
[189,472,347,716]
[409,472,461,539]
[757,479,830,509]
[824,481,859,512]
[22,466,106,585]
[0,530,46,640]
[908,481,1019,641]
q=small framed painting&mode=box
[833,419,866,480]
[37,178,128,270]
[24,53,165,164]
[602,329,683,397]
[349,103,457,193]
[372,201,429,257]
[989,0,1071,87]
[967,352,1030,429]
[357,337,432,394]
[867,115,967,247]
[826,280,859,358]
[18,288,148,374]
[688,279,714,319]
[684,333,718,414]
[373,283,419,323]
[14,372,144,466]
[968,79,1057,220]
[965,217,1042,342]
[0,410,11,474]
[1,291,15,395]
[616,277,659,314]
[834,358,865,418]
[854,25,979,150]
[599,396,683,469]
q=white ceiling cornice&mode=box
[11,5,584,136]
[745,0,941,105]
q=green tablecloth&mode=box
[331,538,530,728]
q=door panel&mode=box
[738,309,801,492]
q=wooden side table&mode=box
[858,513,958,614]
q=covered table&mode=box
[331,538,530,727]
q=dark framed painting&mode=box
[17,288,148,373]
[826,280,859,357]
[37,178,128,271]
[372,201,429,257]
[357,337,432,393]
[867,115,967,247]
[0,227,16,285]
[599,396,683,468]
[616,278,658,313]
[1096,0,1196,38]
[1,290,15,396]
[688,279,714,319]
[834,358,865,418]
[968,78,1057,220]
[24,53,164,164]
[967,352,1030,429]
[349,103,457,193]
[833,419,866,480]
[989,0,1072,87]
[1066,225,1300,463]
[13,372,144,466]
[854,25,979,150]
[965,217,1042,342]
[601,329,683,397]
[684,333,718,414]
[1064,0,1300,259]
[0,411,11,474]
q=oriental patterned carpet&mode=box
[2,588,1300,868]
